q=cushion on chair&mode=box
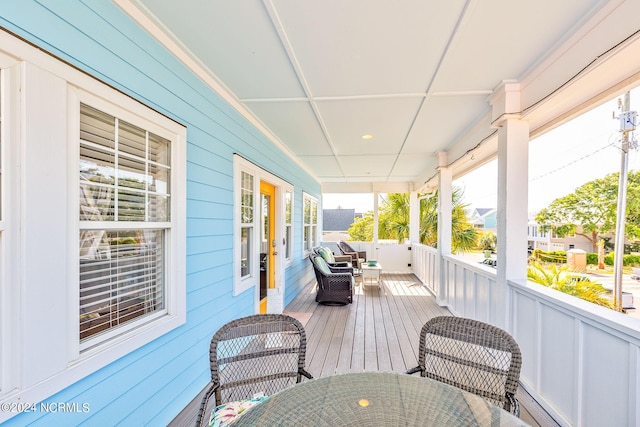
[313,255,332,275]
[318,247,336,264]
[210,396,268,427]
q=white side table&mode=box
[360,263,382,289]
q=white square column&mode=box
[437,152,452,304]
[491,81,530,328]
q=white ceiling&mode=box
[124,0,640,192]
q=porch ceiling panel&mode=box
[297,155,344,180]
[315,97,424,156]
[128,0,639,190]
[392,154,439,182]
[403,94,490,155]
[245,100,330,156]
[316,154,396,183]
[431,0,606,92]
[136,0,305,99]
[269,0,468,97]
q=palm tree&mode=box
[419,188,478,253]
[527,262,614,309]
[380,193,410,242]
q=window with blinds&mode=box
[79,104,171,344]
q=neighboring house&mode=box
[468,208,497,233]
[527,216,593,252]
[322,208,360,242]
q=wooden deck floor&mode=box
[283,273,559,427]
[284,272,450,376]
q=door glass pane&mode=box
[241,227,251,277]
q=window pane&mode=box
[285,191,292,224]
[304,226,310,251]
[118,120,146,159]
[311,201,317,224]
[312,225,317,247]
[118,156,148,190]
[241,171,253,224]
[241,227,251,277]
[285,225,292,259]
[80,145,116,185]
[79,229,165,341]
[304,198,310,223]
[80,104,116,150]
[149,132,170,166]
[149,162,170,195]
[80,182,115,221]
[148,193,169,222]
[118,188,146,221]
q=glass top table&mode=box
[232,371,529,426]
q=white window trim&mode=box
[302,192,318,256]
[0,32,186,423]
[71,89,181,353]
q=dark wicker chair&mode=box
[337,241,366,270]
[313,246,352,269]
[196,314,313,427]
[406,316,522,416]
[309,253,354,305]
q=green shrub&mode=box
[533,249,567,263]
[604,252,614,266]
[624,254,640,266]
[603,252,640,266]
[586,253,598,265]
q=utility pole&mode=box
[613,91,636,310]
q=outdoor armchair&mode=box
[309,253,354,305]
[196,314,313,427]
[406,316,522,416]
[313,246,352,269]
[337,241,367,270]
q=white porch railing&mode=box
[412,242,640,427]
[320,241,412,273]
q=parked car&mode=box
[480,258,497,268]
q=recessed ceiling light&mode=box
[361,134,374,140]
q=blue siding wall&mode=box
[0,1,319,425]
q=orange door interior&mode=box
[259,181,276,314]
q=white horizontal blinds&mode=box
[79,103,170,343]
[79,230,165,341]
[240,171,253,278]
[79,105,116,221]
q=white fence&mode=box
[412,243,640,427]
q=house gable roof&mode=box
[323,209,357,232]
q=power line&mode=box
[529,140,618,182]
